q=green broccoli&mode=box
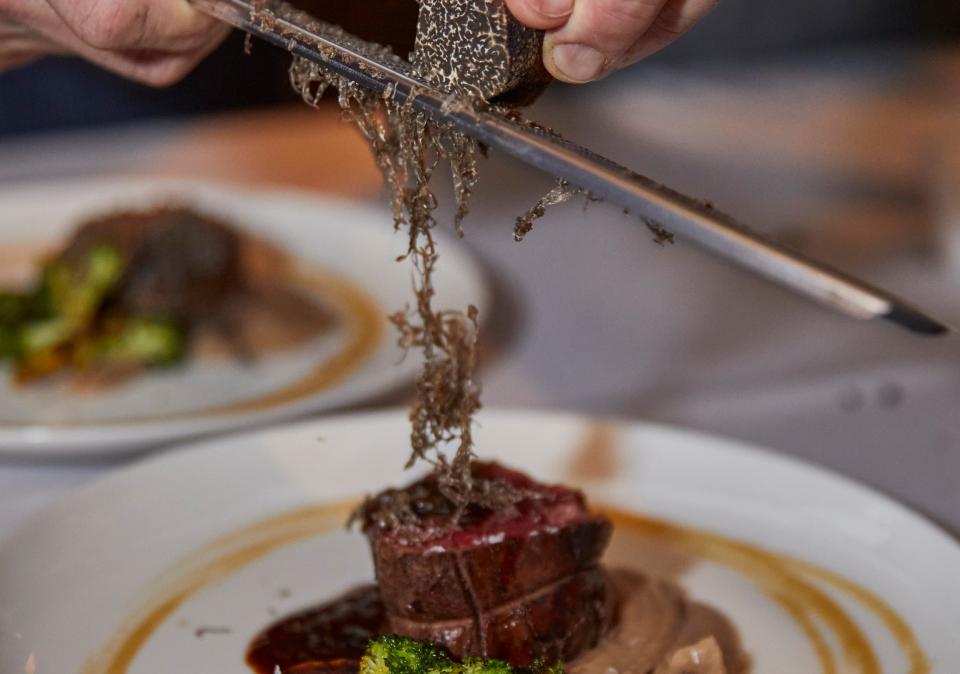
[18,317,73,354]
[9,246,127,367]
[82,318,187,367]
[0,292,24,326]
[359,636,563,674]
[44,245,125,326]
[0,326,18,360]
[2,244,194,382]
[13,246,126,359]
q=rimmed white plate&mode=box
[0,179,488,456]
[0,409,956,674]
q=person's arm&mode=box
[0,0,228,85]
[505,0,718,83]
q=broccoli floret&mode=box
[359,637,562,674]
[461,659,514,674]
[1,246,191,382]
[14,246,127,362]
[44,245,125,325]
[0,292,24,326]
[0,326,18,360]
[361,636,453,674]
[84,318,187,367]
[18,317,73,355]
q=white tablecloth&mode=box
[0,46,958,540]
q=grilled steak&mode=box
[360,462,614,665]
[59,207,243,322]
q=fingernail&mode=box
[534,0,574,18]
[550,43,606,83]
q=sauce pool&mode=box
[244,571,746,674]
[246,585,384,674]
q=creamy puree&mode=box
[570,571,747,674]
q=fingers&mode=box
[107,24,229,86]
[0,15,65,72]
[526,0,717,83]
[543,0,668,83]
[503,0,574,30]
[70,21,230,86]
[44,0,221,52]
[1,0,230,86]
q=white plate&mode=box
[0,409,956,674]
[0,179,488,456]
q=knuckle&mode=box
[504,0,567,30]
[74,1,147,49]
[592,0,661,27]
[529,0,571,17]
[650,16,685,39]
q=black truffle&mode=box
[414,0,551,104]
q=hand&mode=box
[505,0,718,83]
[0,0,229,85]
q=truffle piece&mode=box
[414,0,551,104]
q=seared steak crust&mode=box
[362,462,613,664]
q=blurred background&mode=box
[2,0,959,135]
[0,1,959,534]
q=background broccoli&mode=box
[1,244,188,383]
[359,636,563,674]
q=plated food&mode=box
[234,7,953,673]
[0,179,488,455]
[247,461,744,674]
[2,411,955,674]
[1,205,335,388]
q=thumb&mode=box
[543,0,668,83]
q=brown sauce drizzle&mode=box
[242,568,746,674]
[246,585,384,674]
[606,511,930,674]
[79,500,929,674]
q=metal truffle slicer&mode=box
[190,0,950,336]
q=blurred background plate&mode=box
[0,409,956,673]
[0,179,489,457]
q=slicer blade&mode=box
[189,0,950,336]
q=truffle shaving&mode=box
[513,179,582,242]
[288,31,526,520]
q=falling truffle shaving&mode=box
[514,179,582,241]
[287,13,532,520]
[279,1,664,521]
